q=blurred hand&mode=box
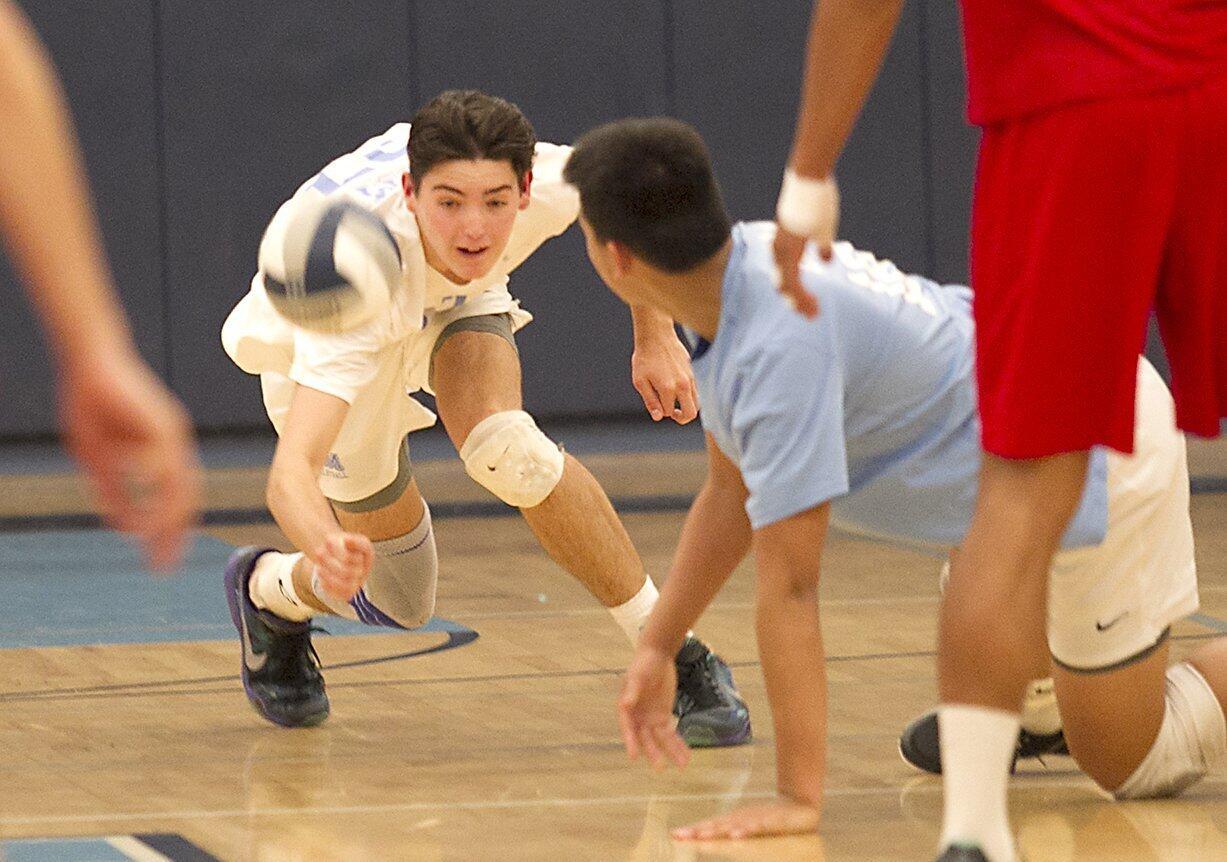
[312,531,374,601]
[58,352,201,572]
[618,644,690,771]
[632,333,699,425]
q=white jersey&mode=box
[221,124,578,404]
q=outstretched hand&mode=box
[618,645,690,771]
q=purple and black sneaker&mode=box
[224,546,329,728]
[673,637,751,747]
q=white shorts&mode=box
[261,285,532,503]
[1047,359,1198,670]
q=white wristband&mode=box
[775,169,839,242]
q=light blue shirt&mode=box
[688,222,1108,550]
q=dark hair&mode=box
[564,118,731,272]
[407,90,537,187]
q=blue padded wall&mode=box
[3,0,986,437]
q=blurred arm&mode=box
[0,0,136,364]
[0,0,200,570]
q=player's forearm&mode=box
[0,1,135,366]
[630,304,677,347]
[639,477,751,654]
[755,561,828,806]
[788,0,906,179]
[266,460,344,560]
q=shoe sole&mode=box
[681,719,753,748]
[224,547,329,729]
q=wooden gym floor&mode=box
[1,437,1227,860]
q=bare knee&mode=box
[1052,642,1169,792]
[977,452,1091,540]
[1185,638,1227,713]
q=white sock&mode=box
[608,576,659,644]
[939,704,1020,862]
[249,551,313,622]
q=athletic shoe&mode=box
[935,845,990,862]
[224,546,329,728]
[673,637,752,747]
[899,709,1069,775]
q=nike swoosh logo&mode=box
[277,579,301,607]
[1096,612,1129,632]
[486,444,512,472]
[239,602,268,672]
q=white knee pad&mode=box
[459,410,565,508]
[1113,662,1227,800]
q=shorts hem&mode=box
[1050,584,1198,673]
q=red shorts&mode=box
[971,74,1227,457]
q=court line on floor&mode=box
[0,654,926,704]
[5,476,1226,532]
[0,495,699,533]
[450,594,1227,623]
[3,628,1224,704]
[1190,613,1227,633]
[450,595,941,622]
[0,589,1214,647]
[0,780,1097,826]
[0,628,479,701]
[14,772,1218,827]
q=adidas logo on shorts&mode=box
[323,453,347,478]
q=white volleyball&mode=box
[258,197,401,333]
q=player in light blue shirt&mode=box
[687,222,1109,548]
[565,119,1220,845]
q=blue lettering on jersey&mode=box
[307,128,407,204]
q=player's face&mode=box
[406,159,530,283]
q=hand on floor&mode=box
[671,798,821,841]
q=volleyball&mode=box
[258,198,401,333]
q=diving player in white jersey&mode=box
[564,117,1227,842]
[219,91,750,744]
